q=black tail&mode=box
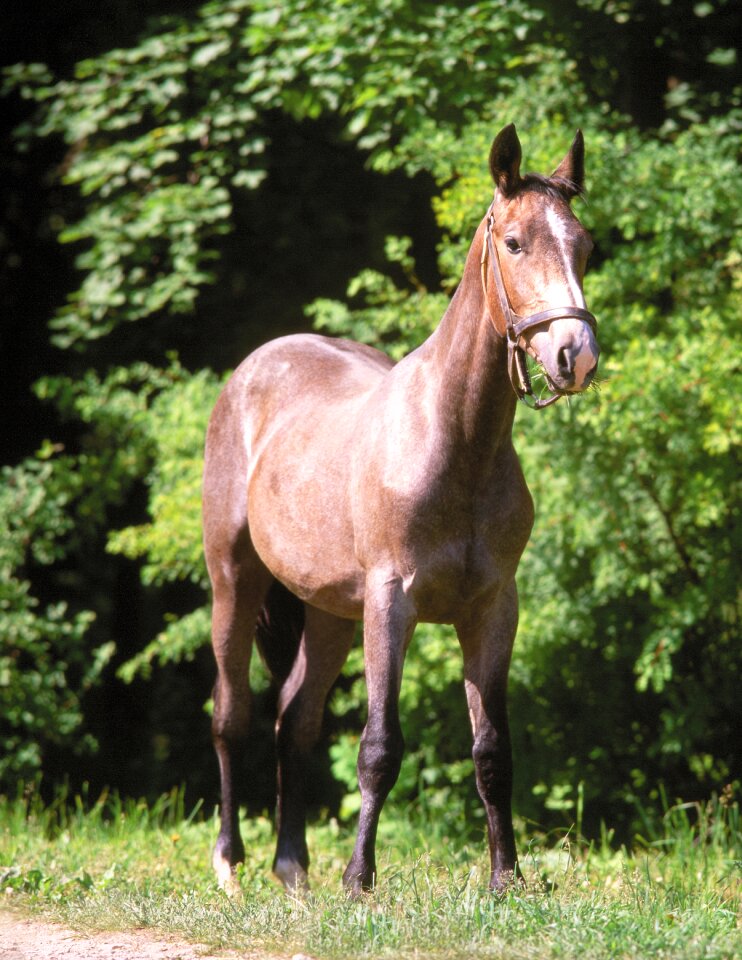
[255,580,304,686]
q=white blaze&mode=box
[544,205,587,308]
[524,205,598,391]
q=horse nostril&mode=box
[557,346,575,380]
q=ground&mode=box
[0,911,312,960]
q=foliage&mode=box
[4,0,543,350]
[0,361,216,786]
[43,361,221,682]
[0,361,200,783]
[0,456,103,781]
[1,788,739,960]
[1,0,740,830]
[542,0,741,128]
[310,236,449,359]
[104,365,221,590]
[511,116,740,819]
[102,363,222,682]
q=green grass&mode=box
[1,785,739,959]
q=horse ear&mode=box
[489,124,522,197]
[551,129,585,199]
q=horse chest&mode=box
[356,459,534,622]
[422,501,531,618]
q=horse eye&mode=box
[504,236,521,254]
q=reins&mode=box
[480,201,598,410]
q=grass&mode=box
[0,784,739,959]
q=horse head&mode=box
[486,124,599,401]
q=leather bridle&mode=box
[480,201,598,409]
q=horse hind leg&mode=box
[271,603,355,891]
[209,539,273,893]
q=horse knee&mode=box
[357,723,405,797]
[212,676,251,744]
[472,729,512,799]
[472,727,509,761]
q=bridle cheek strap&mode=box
[480,206,598,410]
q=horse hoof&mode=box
[342,866,375,898]
[213,850,243,897]
[274,858,310,893]
[490,868,524,895]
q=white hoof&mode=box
[212,849,242,897]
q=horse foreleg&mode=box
[273,607,354,891]
[457,581,521,892]
[342,574,416,895]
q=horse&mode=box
[202,123,599,895]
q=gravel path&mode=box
[0,911,313,960]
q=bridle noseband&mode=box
[480,201,598,410]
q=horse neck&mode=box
[419,218,517,455]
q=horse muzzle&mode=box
[528,317,599,394]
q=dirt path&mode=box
[0,911,314,960]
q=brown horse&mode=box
[202,124,599,895]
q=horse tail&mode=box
[255,580,304,686]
